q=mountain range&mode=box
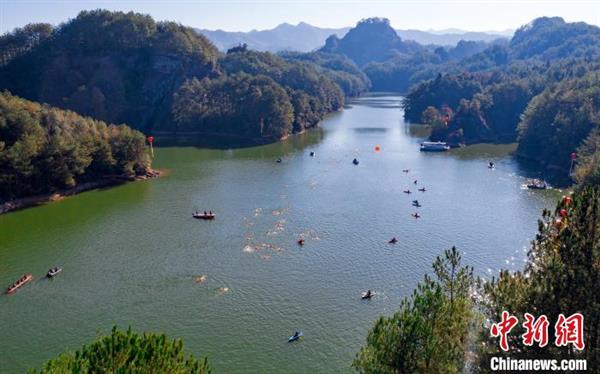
[198,22,512,52]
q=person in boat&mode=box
[418,187,426,192]
[403,190,411,194]
[388,237,398,244]
[298,238,305,246]
[488,161,495,169]
[413,180,418,184]
[402,169,409,173]
[276,158,282,163]
[412,213,420,218]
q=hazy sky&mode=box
[1,0,599,34]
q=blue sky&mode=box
[1,0,599,34]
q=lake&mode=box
[0,94,560,373]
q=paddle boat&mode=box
[47,267,62,278]
[193,211,216,220]
[288,331,303,342]
[7,274,33,294]
[361,290,374,300]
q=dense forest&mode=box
[355,182,600,372]
[396,17,600,177]
[0,91,150,203]
[0,10,366,145]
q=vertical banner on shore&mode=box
[148,136,154,158]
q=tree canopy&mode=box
[353,247,476,373]
[30,326,210,373]
[0,91,150,202]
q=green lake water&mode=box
[0,94,560,373]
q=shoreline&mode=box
[0,169,160,215]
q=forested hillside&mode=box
[0,91,150,202]
[400,17,600,177]
[0,10,363,145]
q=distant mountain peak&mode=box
[319,17,417,66]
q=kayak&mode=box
[288,332,303,342]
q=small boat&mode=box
[361,290,374,300]
[352,158,360,165]
[418,187,426,192]
[526,179,548,190]
[7,274,33,294]
[412,213,421,219]
[420,141,450,152]
[288,331,303,342]
[388,237,398,244]
[193,212,216,220]
[403,190,411,194]
[47,267,62,278]
[297,238,305,246]
[402,169,410,173]
[276,158,282,163]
